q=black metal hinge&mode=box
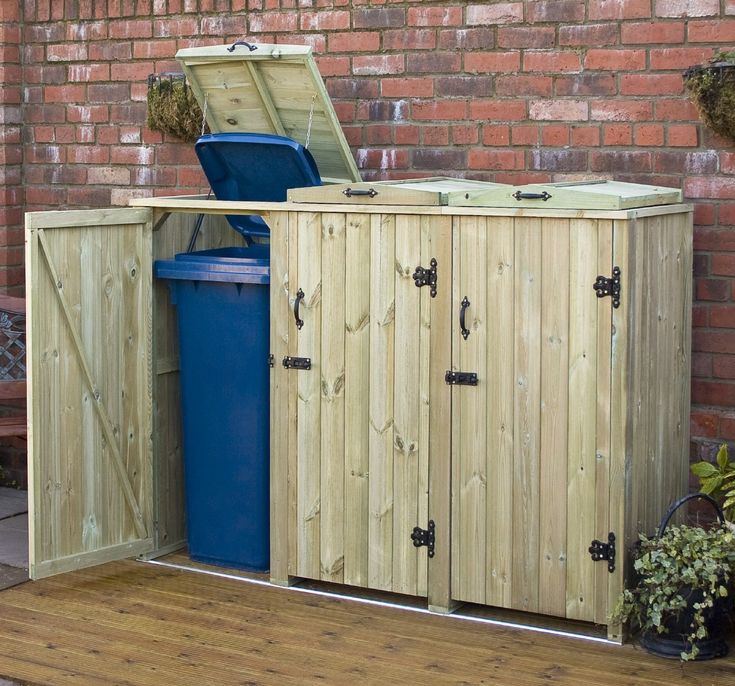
[589,532,616,573]
[445,371,478,386]
[268,354,275,368]
[593,266,622,309]
[282,356,311,370]
[411,520,435,558]
[413,258,438,298]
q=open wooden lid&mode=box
[448,179,683,210]
[176,42,360,184]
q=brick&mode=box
[591,100,653,121]
[720,205,735,226]
[66,20,108,41]
[603,124,633,146]
[200,15,247,35]
[685,177,735,199]
[24,24,66,43]
[529,148,588,171]
[412,101,467,121]
[395,126,420,145]
[109,19,152,39]
[690,409,719,438]
[111,62,155,82]
[364,125,391,145]
[353,8,405,29]
[408,5,463,26]
[590,150,652,173]
[559,23,618,46]
[667,124,698,148]
[692,330,735,355]
[353,55,404,76]
[496,75,553,97]
[434,76,493,98]
[133,40,177,59]
[721,414,735,440]
[384,29,436,51]
[634,123,664,146]
[355,148,410,169]
[621,74,684,96]
[498,26,556,49]
[422,127,450,146]
[89,41,132,61]
[466,3,524,25]
[656,100,700,122]
[439,27,495,50]
[67,186,111,207]
[588,0,651,20]
[713,355,735,379]
[328,32,380,53]
[713,254,735,276]
[688,20,735,42]
[68,64,110,82]
[468,149,525,170]
[523,51,581,73]
[555,73,616,96]
[529,99,588,121]
[527,1,585,22]
[511,126,538,146]
[650,48,714,70]
[407,52,461,74]
[465,52,521,73]
[47,43,88,62]
[721,152,735,174]
[483,125,511,146]
[692,303,709,327]
[67,146,109,164]
[584,49,646,71]
[692,380,735,408]
[541,125,570,146]
[154,17,199,37]
[316,56,350,77]
[622,21,686,44]
[300,10,350,30]
[695,203,716,225]
[452,125,479,145]
[470,100,527,121]
[710,304,735,328]
[67,104,109,123]
[380,78,432,98]
[248,12,297,32]
[697,278,731,301]
[656,0,719,17]
[357,100,409,122]
[43,85,86,103]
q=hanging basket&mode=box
[146,73,209,143]
[683,52,735,144]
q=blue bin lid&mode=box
[154,246,270,284]
[195,132,321,239]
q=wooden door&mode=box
[450,215,614,624]
[270,210,451,598]
[25,209,154,579]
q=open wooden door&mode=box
[25,208,154,579]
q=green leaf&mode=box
[691,462,719,478]
[716,443,729,470]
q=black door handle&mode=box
[460,296,470,340]
[294,288,305,330]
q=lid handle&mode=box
[343,188,379,199]
[227,40,258,53]
[513,190,552,202]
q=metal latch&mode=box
[411,520,435,558]
[593,267,621,309]
[282,356,311,370]
[445,371,478,386]
[589,532,616,573]
[413,258,437,298]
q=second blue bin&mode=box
[154,244,270,572]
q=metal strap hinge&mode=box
[413,258,438,298]
[593,267,621,309]
[589,532,616,573]
[411,520,435,558]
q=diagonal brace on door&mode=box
[37,229,148,540]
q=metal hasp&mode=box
[282,356,311,370]
[445,370,478,386]
[593,266,622,309]
[413,258,438,298]
[411,520,435,558]
[589,532,616,573]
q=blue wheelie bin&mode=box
[154,132,321,572]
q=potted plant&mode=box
[683,50,735,144]
[146,73,208,143]
[611,493,735,661]
[691,443,735,525]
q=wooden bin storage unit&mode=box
[268,180,693,641]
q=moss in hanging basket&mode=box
[146,73,209,143]
[684,50,735,144]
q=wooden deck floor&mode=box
[0,559,732,686]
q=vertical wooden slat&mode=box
[392,214,421,595]
[512,217,541,613]
[368,214,395,591]
[269,210,291,585]
[296,211,322,579]
[320,213,346,583]
[485,217,514,609]
[566,219,599,623]
[426,216,452,611]
[538,218,569,617]
[343,213,371,588]
[287,212,300,576]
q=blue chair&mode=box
[195,132,322,239]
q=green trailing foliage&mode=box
[611,523,735,660]
[684,51,735,144]
[146,73,209,144]
[691,443,735,522]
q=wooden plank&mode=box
[320,213,346,583]
[343,213,371,588]
[26,207,151,230]
[392,214,421,596]
[538,218,569,618]
[485,217,515,609]
[426,215,452,611]
[368,214,395,592]
[512,217,542,614]
[295,212,322,580]
[269,211,290,585]
[566,219,599,623]
[245,61,287,136]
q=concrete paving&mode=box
[0,487,28,577]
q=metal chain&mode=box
[305,95,316,149]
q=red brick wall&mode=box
[6,1,735,460]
